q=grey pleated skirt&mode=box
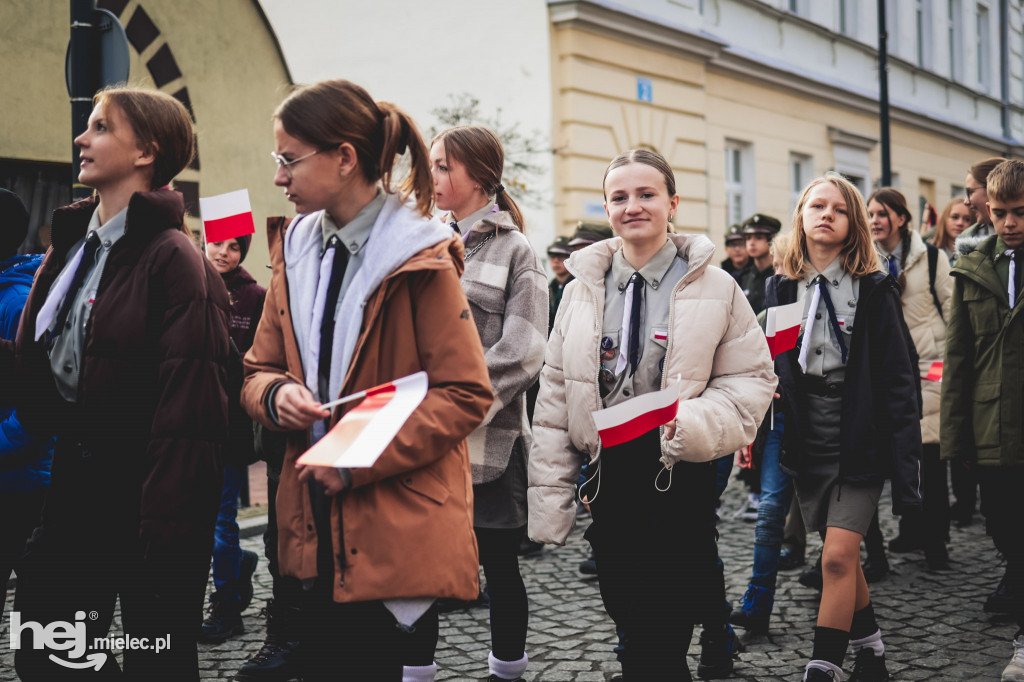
[794,380,883,536]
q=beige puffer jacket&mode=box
[887,231,952,444]
[527,234,777,545]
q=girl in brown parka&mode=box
[241,80,492,681]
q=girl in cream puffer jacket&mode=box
[527,231,777,545]
[527,149,775,681]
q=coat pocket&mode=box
[400,467,452,506]
[971,381,1000,450]
[964,288,1002,336]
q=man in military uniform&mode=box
[546,235,574,331]
[739,213,781,313]
[721,223,750,282]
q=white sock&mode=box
[402,663,437,682]
[805,659,843,680]
[850,629,885,656]
[488,651,528,680]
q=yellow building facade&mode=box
[549,1,1015,247]
[0,0,293,285]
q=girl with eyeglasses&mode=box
[241,79,492,681]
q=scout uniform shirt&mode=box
[599,239,688,408]
[798,257,858,380]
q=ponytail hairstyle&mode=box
[868,187,913,291]
[94,85,195,191]
[274,79,434,217]
[431,125,524,230]
[782,172,880,281]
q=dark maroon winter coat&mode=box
[11,188,230,560]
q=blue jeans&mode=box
[751,412,792,589]
[212,463,245,601]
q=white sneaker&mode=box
[1003,635,1024,681]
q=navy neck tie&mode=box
[887,255,899,279]
[450,220,460,235]
[45,232,101,347]
[318,236,349,402]
[628,272,645,376]
[816,275,848,364]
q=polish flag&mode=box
[924,361,943,381]
[199,189,256,243]
[765,300,804,359]
[592,384,680,449]
[297,372,428,468]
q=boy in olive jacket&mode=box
[941,159,1024,680]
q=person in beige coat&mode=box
[528,149,776,680]
[869,187,953,571]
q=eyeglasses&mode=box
[965,185,984,199]
[270,149,322,179]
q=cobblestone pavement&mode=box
[1,474,1018,680]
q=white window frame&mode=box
[916,0,933,70]
[724,140,754,226]
[838,0,858,38]
[789,153,814,213]
[947,0,963,81]
[976,3,991,92]
[788,0,809,17]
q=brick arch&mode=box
[95,0,200,216]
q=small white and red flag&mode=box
[199,189,256,243]
[765,300,804,359]
[924,361,943,381]
[592,384,680,449]
[297,372,428,468]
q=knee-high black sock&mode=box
[850,602,879,640]
[811,626,850,667]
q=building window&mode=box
[790,153,813,212]
[788,0,807,16]
[976,3,990,91]
[916,0,933,69]
[838,0,858,37]
[724,140,753,226]
[947,0,963,80]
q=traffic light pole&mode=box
[70,0,96,200]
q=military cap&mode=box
[741,213,782,237]
[547,235,573,257]
[725,223,745,245]
[568,222,614,248]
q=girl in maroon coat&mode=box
[8,86,230,680]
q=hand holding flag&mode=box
[765,300,803,359]
[297,372,428,468]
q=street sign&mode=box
[637,77,653,103]
[64,8,130,97]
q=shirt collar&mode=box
[87,206,128,249]
[454,201,496,234]
[321,189,385,256]
[995,237,1015,261]
[802,256,848,290]
[610,238,678,291]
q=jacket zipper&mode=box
[276,216,349,586]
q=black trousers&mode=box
[586,430,722,680]
[13,540,211,680]
[977,465,1024,626]
[299,596,438,681]
[475,525,529,662]
[0,486,46,618]
[264,475,305,615]
[894,443,949,551]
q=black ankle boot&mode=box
[199,597,244,644]
[236,600,302,680]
